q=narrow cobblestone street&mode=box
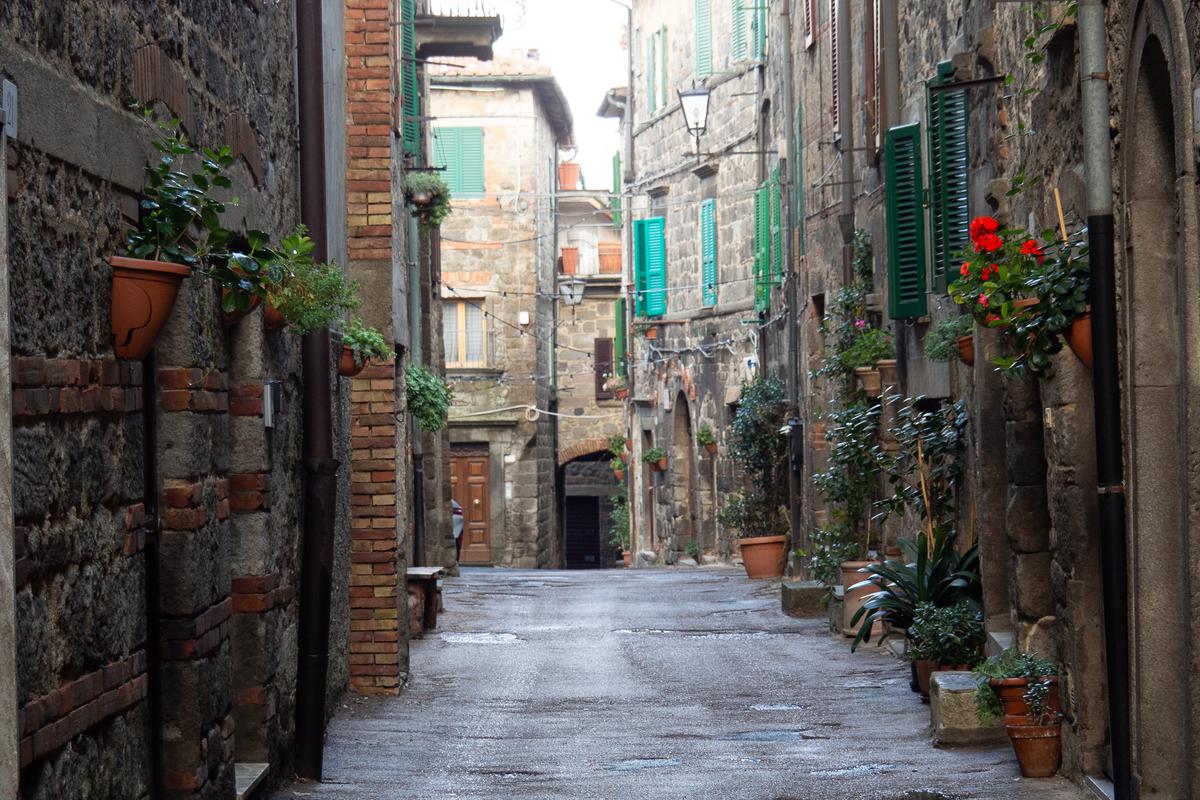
[272,569,1085,800]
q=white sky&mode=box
[493,0,626,192]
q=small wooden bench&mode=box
[405,566,445,636]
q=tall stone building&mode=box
[428,54,572,569]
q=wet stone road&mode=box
[272,568,1086,800]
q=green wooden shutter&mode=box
[700,199,717,307]
[793,102,805,255]
[696,0,713,77]
[770,164,783,285]
[634,218,648,316]
[754,185,770,312]
[731,0,747,61]
[646,34,657,114]
[401,0,420,156]
[752,0,768,60]
[611,152,622,228]
[614,298,627,376]
[885,123,928,318]
[659,27,669,109]
[644,216,667,317]
[435,127,484,196]
[927,61,969,294]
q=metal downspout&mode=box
[1078,1,1131,797]
[409,214,425,568]
[781,0,802,552]
[836,0,854,268]
[294,0,340,780]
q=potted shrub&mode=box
[608,433,629,464]
[405,362,454,432]
[643,447,667,472]
[974,648,1063,778]
[1006,675,1064,778]
[340,318,392,377]
[718,491,788,579]
[841,327,895,397]
[404,171,452,230]
[610,492,632,566]
[696,423,717,455]
[636,322,658,340]
[605,374,628,400]
[610,457,626,481]
[263,227,359,333]
[923,314,976,366]
[907,600,985,700]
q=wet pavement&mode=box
[271,567,1087,800]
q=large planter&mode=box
[739,535,787,579]
[876,358,898,394]
[854,366,882,398]
[263,304,286,332]
[914,660,973,701]
[992,676,1061,724]
[956,334,975,366]
[109,256,192,360]
[1006,723,1062,778]
[1067,307,1092,369]
[598,243,622,274]
[339,345,366,377]
[840,560,878,636]
[561,247,579,275]
[621,549,632,567]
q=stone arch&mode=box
[669,391,699,558]
[558,437,612,467]
[1120,2,1198,792]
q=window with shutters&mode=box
[731,0,747,61]
[753,186,770,312]
[803,0,816,48]
[700,199,718,307]
[750,0,768,61]
[696,0,712,77]
[864,0,878,159]
[884,123,928,319]
[770,165,783,285]
[927,61,969,294]
[792,102,805,253]
[613,299,627,376]
[611,152,623,228]
[400,0,420,156]
[659,27,669,109]
[444,300,489,368]
[829,0,840,134]
[646,33,658,114]
[634,217,667,317]
[433,127,484,197]
[595,339,615,399]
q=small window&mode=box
[444,300,489,368]
[595,339,615,400]
[829,0,840,135]
[433,127,485,197]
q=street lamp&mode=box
[678,86,711,153]
[559,277,586,306]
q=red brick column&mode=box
[349,363,401,694]
[346,0,395,268]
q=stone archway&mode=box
[558,436,612,467]
[1121,4,1197,792]
[670,393,698,559]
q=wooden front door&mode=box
[451,449,491,564]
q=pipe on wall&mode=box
[1077,1,1131,797]
[142,351,164,800]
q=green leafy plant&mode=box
[972,648,1059,723]
[608,434,628,457]
[609,492,631,551]
[1022,675,1059,726]
[907,600,985,666]
[643,447,666,465]
[848,527,982,651]
[841,326,895,370]
[266,227,360,334]
[343,318,393,367]
[876,397,968,539]
[405,362,453,432]
[718,490,777,540]
[685,540,701,559]
[811,285,868,389]
[405,171,452,229]
[696,423,716,446]
[923,315,975,362]
[802,523,864,587]
[610,456,625,473]
[725,377,790,540]
[852,228,875,289]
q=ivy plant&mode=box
[923,315,975,362]
[406,362,453,433]
[405,171,453,230]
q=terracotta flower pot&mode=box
[854,366,882,398]
[221,289,261,324]
[614,469,625,481]
[622,549,632,567]
[704,442,717,455]
[561,247,579,275]
[914,660,974,701]
[992,676,1061,723]
[1068,307,1092,369]
[339,345,366,377]
[840,560,878,636]
[956,334,975,366]
[738,535,787,579]
[1006,723,1062,778]
[656,457,667,471]
[109,256,192,360]
[1012,297,1040,311]
[263,304,286,332]
[598,243,622,274]
[625,438,633,452]
[614,387,628,400]
[618,452,629,465]
[643,326,658,340]
[876,358,898,393]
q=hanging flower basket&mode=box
[338,345,366,377]
[109,256,192,360]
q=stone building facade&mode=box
[429,55,571,569]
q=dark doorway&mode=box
[564,496,604,569]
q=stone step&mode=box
[929,671,1006,746]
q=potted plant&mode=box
[404,171,452,230]
[974,648,1063,778]
[340,318,393,377]
[560,246,579,275]
[610,456,626,481]
[405,362,453,432]
[696,423,717,455]
[841,326,896,397]
[643,447,667,472]
[718,491,788,579]
[923,314,976,366]
[907,600,985,700]
[610,492,632,566]
[635,322,658,340]
[263,227,360,333]
[608,433,629,464]
[605,374,628,400]
[1006,675,1064,778]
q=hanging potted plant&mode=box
[340,318,393,377]
[608,434,629,465]
[635,322,658,341]
[605,374,628,400]
[842,327,895,398]
[923,314,976,367]
[610,457,626,482]
[907,601,985,701]
[696,423,717,455]
[404,171,453,230]
[406,362,454,432]
[262,226,360,333]
[643,447,667,472]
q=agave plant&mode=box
[847,527,982,652]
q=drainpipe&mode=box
[142,351,163,800]
[1078,1,1130,797]
[294,0,340,780]
[409,215,425,568]
[781,0,803,552]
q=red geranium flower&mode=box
[960,262,971,277]
[978,293,990,308]
[969,216,1000,241]
[974,233,1004,254]
[1020,239,1045,263]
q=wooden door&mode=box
[451,450,491,564]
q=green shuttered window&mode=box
[611,152,623,228]
[433,127,484,197]
[634,217,667,318]
[731,0,747,61]
[751,0,768,60]
[793,102,805,254]
[928,61,969,294]
[884,123,927,319]
[770,165,783,285]
[614,298,627,376]
[696,0,713,77]
[700,199,717,307]
[659,27,669,109]
[754,186,770,312]
[400,0,420,156]
[647,34,657,114]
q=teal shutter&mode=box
[731,0,747,61]
[770,164,783,285]
[884,123,928,319]
[400,0,420,156]
[614,298,627,376]
[659,27,669,109]
[646,34,657,114]
[634,218,648,316]
[793,102,805,255]
[927,61,969,294]
[434,127,484,196]
[751,0,768,60]
[611,152,623,228]
[696,0,713,77]
[644,216,667,317]
[754,186,770,312]
[700,199,717,307]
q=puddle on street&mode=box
[720,730,821,742]
[438,632,521,644]
[606,758,682,771]
[749,703,805,711]
[613,628,775,640]
[893,792,961,800]
[809,763,897,777]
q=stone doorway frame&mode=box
[0,89,17,800]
